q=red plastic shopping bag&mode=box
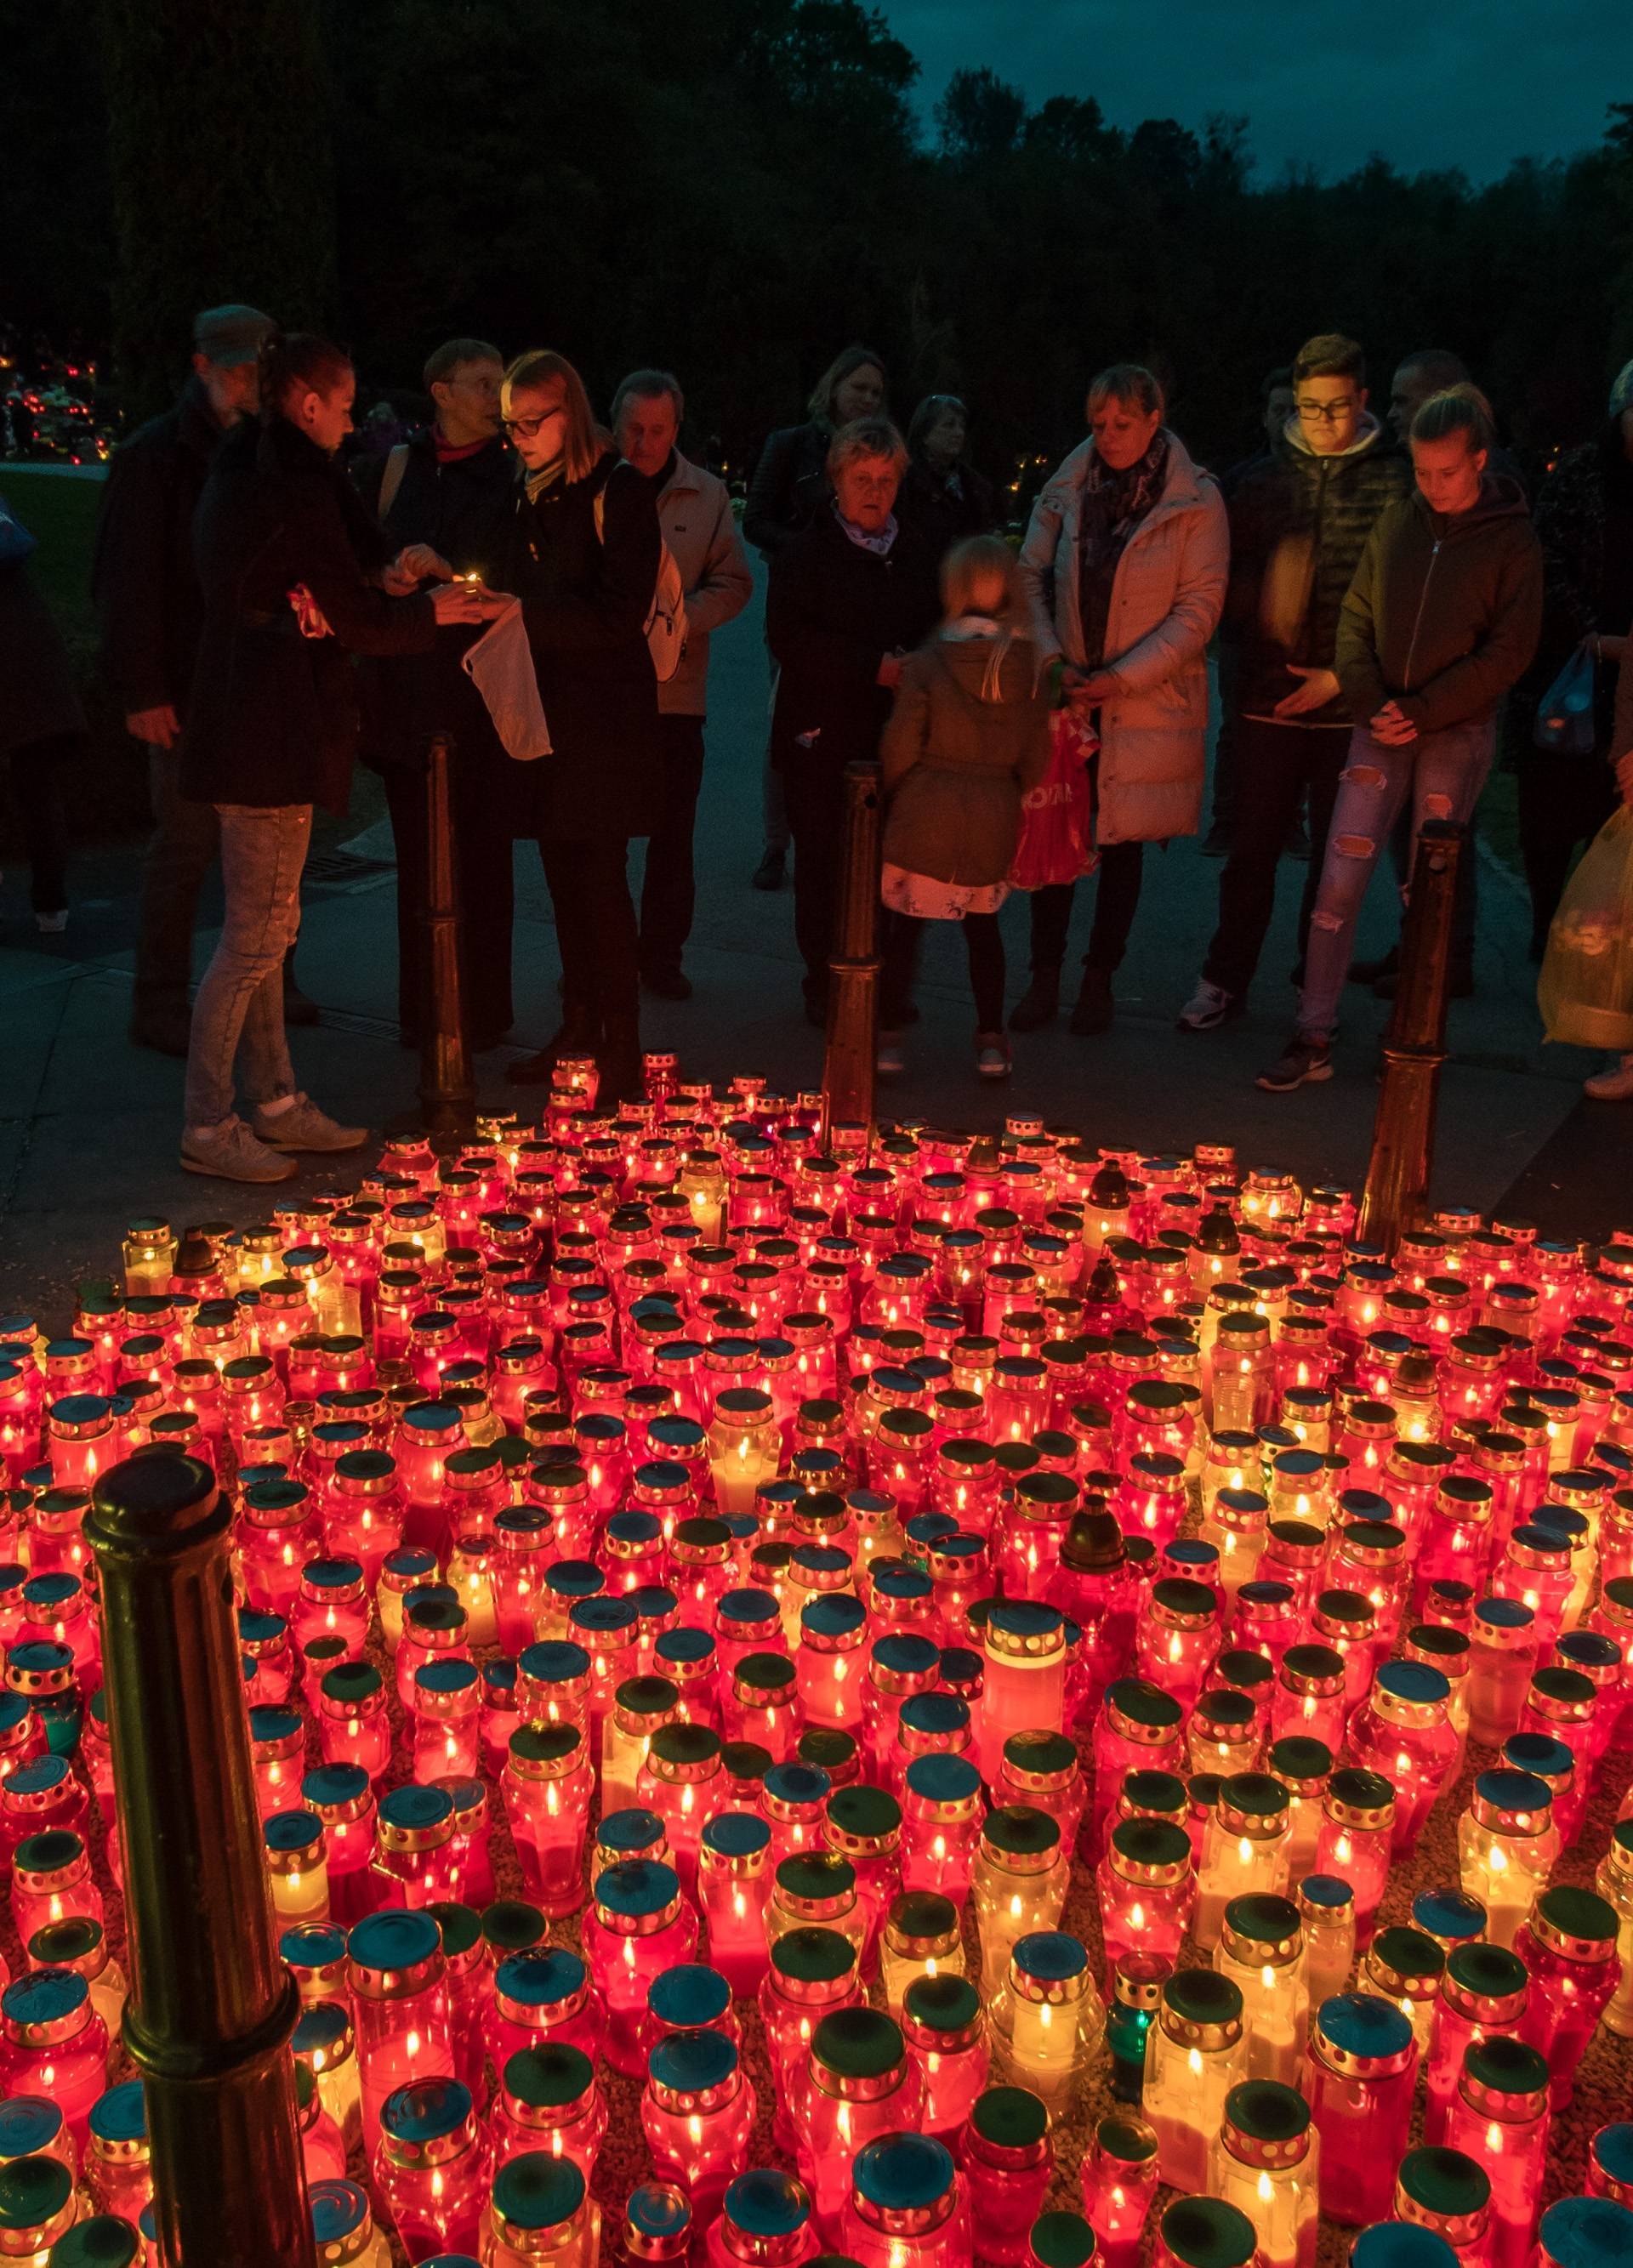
[1009,708,1097,890]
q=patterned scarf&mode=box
[1077,431,1169,667]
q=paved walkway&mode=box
[2,566,1624,1323]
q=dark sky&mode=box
[882,0,1619,181]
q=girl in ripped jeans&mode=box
[1257,384,1544,1093]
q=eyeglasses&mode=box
[1296,398,1358,423]
[502,409,564,438]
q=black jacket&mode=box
[743,422,831,557]
[766,506,941,776]
[353,429,515,772]
[484,452,663,842]
[0,564,87,759]
[180,418,435,814]
[91,374,225,718]
[897,456,999,557]
[1224,417,1411,725]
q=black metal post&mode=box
[821,761,883,1146]
[88,1453,315,2268]
[418,731,476,1146]
[1357,816,1463,1253]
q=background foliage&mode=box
[10,0,1633,464]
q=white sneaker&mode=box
[877,1034,904,1077]
[1177,978,1241,1032]
[1585,1054,1633,1101]
[34,911,67,935]
[181,1117,299,1184]
[976,1033,1011,1080]
[251,1094,369,1152]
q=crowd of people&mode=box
[5,307,1633,1182]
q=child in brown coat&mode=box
[878,536,1052,1077]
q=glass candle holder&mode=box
[1213,2078,1318,2268]
[638,1722,727,1896]
[1195,1772,1291,1952]
[84,2080,151,2229]
[294,2004,361,2157]
[757,1925,862,2151]
[480,2151,600,2268]
[640,2026,757,2234]
[0,2154,78,2259]
[1304,1991,1418,2228]
[1312,1769,1396,1949]
[878,1890,964,2017]
[1514,1884,1619,2109]
[1143,1966,1245,2194]
[970,1806,1068,1994]
[1081,2113,1160,2268]
[841,2132,969,2268]
[900,1970,988,2142]
[1096,1820,1195,1974]
[979,1603,1067,1787]
[1089,1681,1185,1860]
[987,1930,1101,2117]
[1394,2143,1493,2267]
[346,1907,454,2162]
[1442,2036,1551,2268]
[1587,2123,1633,2209]
[583,1860,697,2078]
[374,2074,490,2260]
[1363,1924,1445,2056]
[791,2005,924,2242]
[0,1968,108,2152]
[1347,1660,1458,1854]
[1153,2197,1260,2268]
[317,1662,390,1785]
[959,2085,1052,2268]
[492,1948,606,2070]
[697,1812,773,1998]
[1453,1768,1556,1949]
[1424,1937,1529,2145]
[1216,1893,1307,2085]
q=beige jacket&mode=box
[1018,429,1228,843]
[655,453,754,715]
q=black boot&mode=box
[1070,965,1114,1035]
[1009,965,1061,1033]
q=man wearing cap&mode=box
[94,304,318,1054]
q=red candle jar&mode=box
[375,2075,490,2259]
[292,1556,370,1660]
[304,1759,378,1923]
[1089,1681,1185,1860]
[901,1754,984,1905]
[1081,2113,1160,2268]
[697,1812,773,1998]
[515,1639,592,1736]
[959,2085,1052,2268]
[706,2168,819,2268]
[822,1786,902,1961]
[583,1860,697,2078]
[426,1898,486,2106]
[316,1655,391,1792]
[638,1723,726,1896]
[726,1654,801,1763]
[373,1783,459,1912]
[488,2042,607,2182]
[757,1924,863,2150]
[1587,2124,1633,2208]
[760,1762,834,1867]
[85,2081,150,2227]
[901,1971,987,2140]
[1347,1660,1458,1854]
[0,2154,78,2256]
[1097,1820,1196,1974]
[1467,1598,1539,1748]
[641,2026,757,2231]
[0,1968,109,2152]
[842,2132,970,2268]
[412,1657,482,1784]
[237,1477,320,1617]
[1304,1991,1418,2228]
[248,1705,305,1823]
[9,1831,100,1949]
[1133,1578,1220,1714]
[1442,2036,1551,2268]
[792,2006,925,2241]
[502,1725,594,1916]
[1393,2143,1493,2266]
[1424,1938,1530,2144]
[862,1634,942,1784]
[1515,1885,1620,2108]
[1232,1580,1302,1672]
[492,1947,606,2068]
[394,1589,471,1712]
[795,1595,868,1731]
[1312,1769,1396,1948]
[997,1731,1085,1850]
[995,1472,1078,1600]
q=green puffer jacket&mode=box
[1225,414,1410,725]
[1334,476,1544,733]
[879,633,1053,885]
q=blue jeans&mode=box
[183,804,310,1128]
[1298,717,1496,1040]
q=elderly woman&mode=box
[765,416,940,1024]
[1012,364,1229,1034]
[899,394,998,558]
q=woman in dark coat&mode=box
[766,417,940,1023]
[179,332,490,1183]
[487,350,663,1106]
[897,394,999,559]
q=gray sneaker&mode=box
[1176,978,1242,1032]
[251,1094,369,1153]
[181,1117,299,1184]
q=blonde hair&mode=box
[807,344,887,429]
[1411,383,1494,456]
[502,349,609,483]
[826,417,908,485]
[940,535,1025,701]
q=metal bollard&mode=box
[418,730,476,1144]
[88,1452,315,2268]
[1357,817,1463,1253]
[821,760,883,1145]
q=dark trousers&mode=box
[1027,844,1145,975]
[640,714,707,975]
[383,759,515,1041]
[1203,717,1348,996]
[136,744,219,1010]
[782,757,846,998]
[882,907,1006,1032]
[538,836,639,1033]
[1518,756,1618,959]
[3,734,75,912]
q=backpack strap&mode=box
[376,441,412,523]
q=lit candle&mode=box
[1212,2078,1318,2268]
[1304,1992,1417,2228]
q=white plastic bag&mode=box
[461,600,551,763]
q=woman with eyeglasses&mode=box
[487,349,663,1106]
[898,395,998,559]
